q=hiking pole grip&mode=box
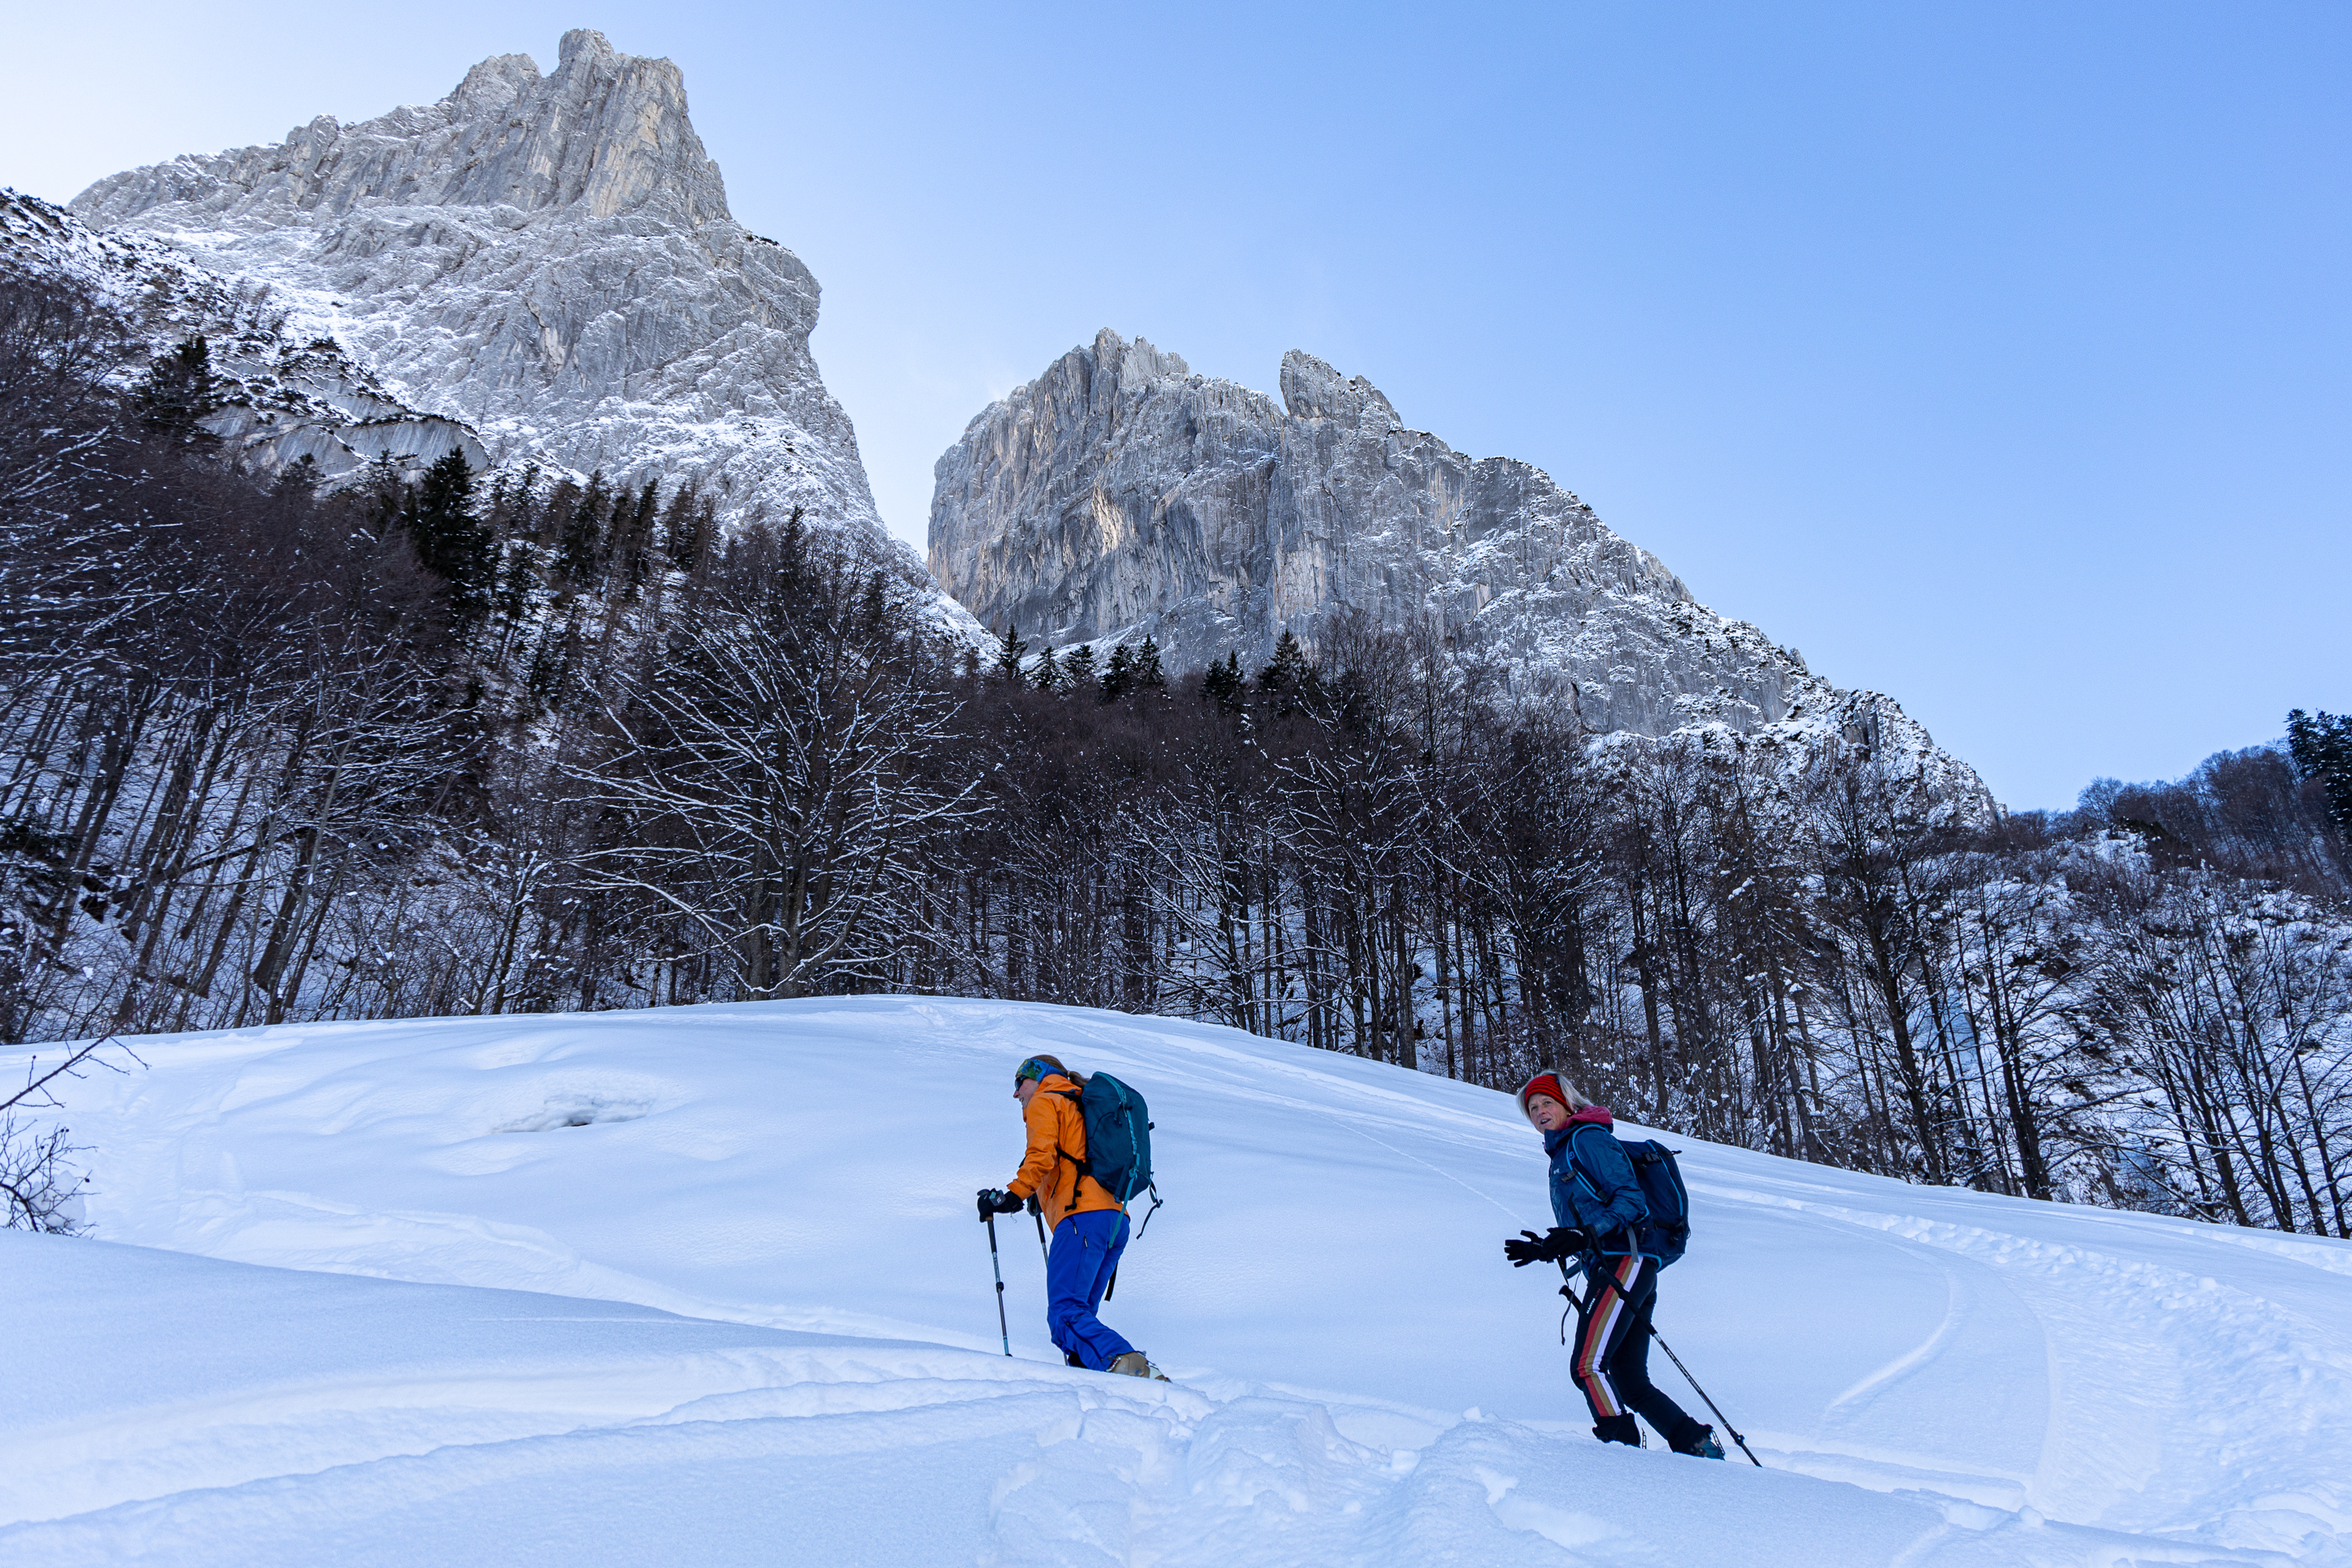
[985,1212,1011,1356]
[1648,1326,1762,1467]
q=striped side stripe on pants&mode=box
[1572,1253,1648,1417]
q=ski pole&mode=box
[984,1211,1011,1356]
[1646,1335,1759,1467]
[1645,1327,1761,1468]
[1559,1272,1761,1468]
[1033,1204,1051,1269]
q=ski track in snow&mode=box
[3,996,2347,1566]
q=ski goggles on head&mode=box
[1014,1057,1058,1085]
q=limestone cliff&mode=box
[53,30,964,626]
[931,329,1987,800]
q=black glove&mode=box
[976,1189,1023,1220]
[1503,1226,1590,1266]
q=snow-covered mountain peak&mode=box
[931,329,1987,809]
[73,29,728,234]
[45,34,985,640]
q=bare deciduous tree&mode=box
[569,530,978,999]
[0,1035,140,1232]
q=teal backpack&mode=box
[1054,1073,1160,1223]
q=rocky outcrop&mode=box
[2,190,484,481]
[931,329,1987,801]
[58,30,964,626]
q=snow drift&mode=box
[3,996,2347,1564]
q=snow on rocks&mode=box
[65,31,862,536]
[930,330,1987,800]
[37,31,985,644]
[0,189,484,485]
[4,996,2346,1563]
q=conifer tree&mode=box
[994,622,1029,684]
[485,466,535,550]
[132,336,220,444]
[1032,644,1061,692]
[363,454,406,536]
[1062,643,1097,694]
[2287,709,2352,839]
[558,471,609,586]
[857,570,891,641]
[539,475,580,550]
[1101,643,1134,702]
[495,540,534,626]
[270,455,321,499]
[402,450,493,615]
[1258,629,1312,713]
[1131,637,1167,693]
[528,601,584,701]
[619,480,659,595]
[1259,629,1308,690]
[1202,651,1243,711]
[660,483,707,572]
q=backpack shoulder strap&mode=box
[1564,1123,1613,1192]
[1048,1086,1090,1173]
[1566,1124,1653,1241]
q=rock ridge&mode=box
[58,30,973,637]
[3,189,485,482]
[929,329,1987,804]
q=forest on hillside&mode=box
[5,273,2350,1240]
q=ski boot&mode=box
[1109,1352,1171,1381]
[1672,1423,1727,1460]
[1592,1415,1642,1447]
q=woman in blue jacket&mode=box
[1504,1072,1722,1457]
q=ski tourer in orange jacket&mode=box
[979,1055,1155,1377]
[1006,1070,1123,1231]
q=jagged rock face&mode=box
[2,191,484,481]
[59,30,955,616]
[932,329,1988,800]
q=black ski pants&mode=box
[1571,1253,1704,1450]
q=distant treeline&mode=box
[5,272,2350,1240]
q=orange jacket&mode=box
[1006,1073,1122,1231]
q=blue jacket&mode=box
[1544,1105,1653,1259]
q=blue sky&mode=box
[7,2,2345,809]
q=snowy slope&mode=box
[5,997,2347,1565]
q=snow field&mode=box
[3,996,2347,1565]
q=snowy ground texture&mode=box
[4,998,2347,1566]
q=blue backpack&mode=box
[1054,1073,1158,1211]
[1622,1138,1692,1267]
[1571,1133,1692,1268]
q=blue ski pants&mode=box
[1046,1207,1134,1370]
